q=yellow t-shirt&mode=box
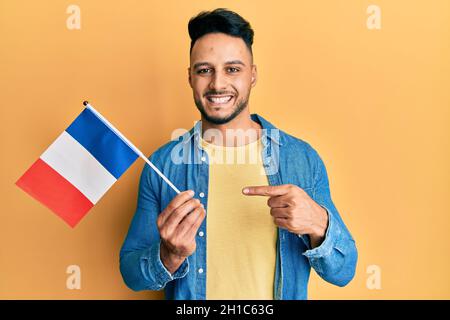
[200,136,277,300]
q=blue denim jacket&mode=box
[119,114,357,300]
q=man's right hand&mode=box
[157,190,206,274]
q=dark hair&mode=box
[188,8,254,55]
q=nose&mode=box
[209,71,227,91]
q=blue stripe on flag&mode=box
[66,108,139,179]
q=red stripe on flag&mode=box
[16,158,94,228]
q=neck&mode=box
[201,109,262,147]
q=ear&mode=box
[251,64,257,87]
[188,67,193,88]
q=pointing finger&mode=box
[242,185,290,197]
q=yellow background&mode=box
[1,0,449,299]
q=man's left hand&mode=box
[243,184,329,248]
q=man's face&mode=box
[189,33,257,125]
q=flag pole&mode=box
[82,101,181,194]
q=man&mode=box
[120,8,357,300]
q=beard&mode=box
[194,95,249,125]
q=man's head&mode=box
[188,8,257,125]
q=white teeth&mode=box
[207,96,233,104]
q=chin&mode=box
[206,108,233,119]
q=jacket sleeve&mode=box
[299,147,358,287]
[119,161,189,291]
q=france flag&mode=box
[16,102,141,227]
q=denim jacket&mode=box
[119,114,357,300]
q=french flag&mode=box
[16,102,140,228]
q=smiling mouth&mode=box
[206,95,234,105]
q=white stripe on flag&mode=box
[40,131,117,204]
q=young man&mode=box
[120,8,357,300]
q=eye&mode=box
[227,67,240,73]
[197,68,212,74]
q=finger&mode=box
[267,194,290,208]
[270,208,290,218]
[242,185,290,197]
[178,206,205,239]
[164,198,202,235]
[273,217,289,229]
[159,190,195,226]
[185,207,206,241]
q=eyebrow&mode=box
[193,60,246,69]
